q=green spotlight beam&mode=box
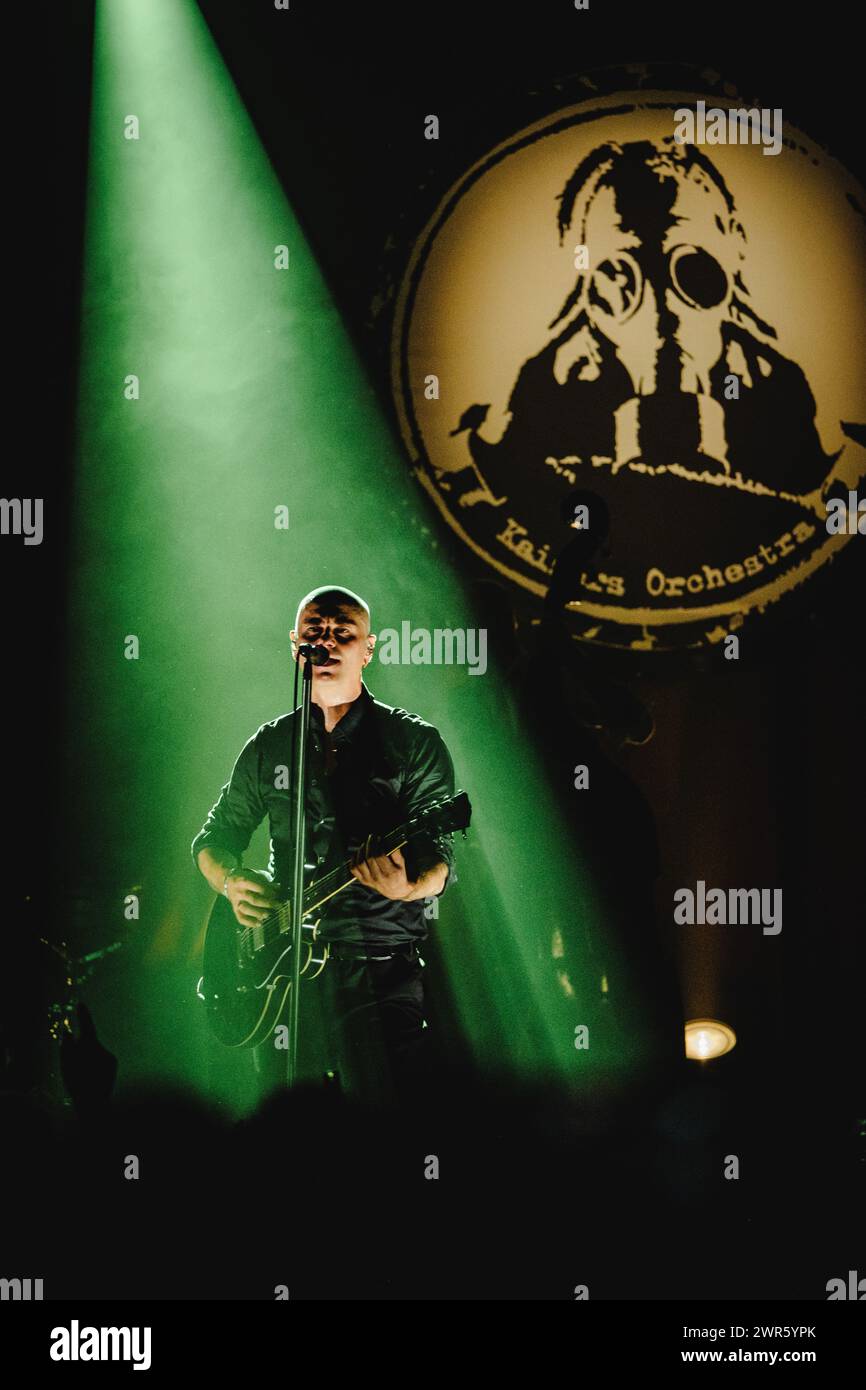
[72,0,649,1114]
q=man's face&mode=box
[290,602,374,704]
[583,171,737,396]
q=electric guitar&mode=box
[197,791,471,1048]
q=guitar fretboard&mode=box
[245,825,411,955]
[238,791,468,957]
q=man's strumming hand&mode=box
[224,868,281,928]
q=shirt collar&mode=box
[310,682,373,746]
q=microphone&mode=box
[297,643,332,666]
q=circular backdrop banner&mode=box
[392,82,866,650]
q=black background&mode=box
[4,0,863,1310]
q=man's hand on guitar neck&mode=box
[349,841,448,902]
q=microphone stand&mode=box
[286,655,314,1088]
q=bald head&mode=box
[290,586,376,707]
[293,585,370,637]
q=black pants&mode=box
[253,944,430,1107]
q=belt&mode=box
[325,943,417,962]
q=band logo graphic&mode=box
[392,81,866,649]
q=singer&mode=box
[191,585,459,1104]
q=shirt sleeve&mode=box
[191,731,266,866]
[400,722,458,897]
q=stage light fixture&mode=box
[684,1018,737,1061]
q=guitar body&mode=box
[199,893,325,1049]
[197,791,471,1049]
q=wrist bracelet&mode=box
[222,865,241,897]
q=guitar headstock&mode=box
[409,790,472,839]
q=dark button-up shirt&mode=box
[191,684,457,945]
